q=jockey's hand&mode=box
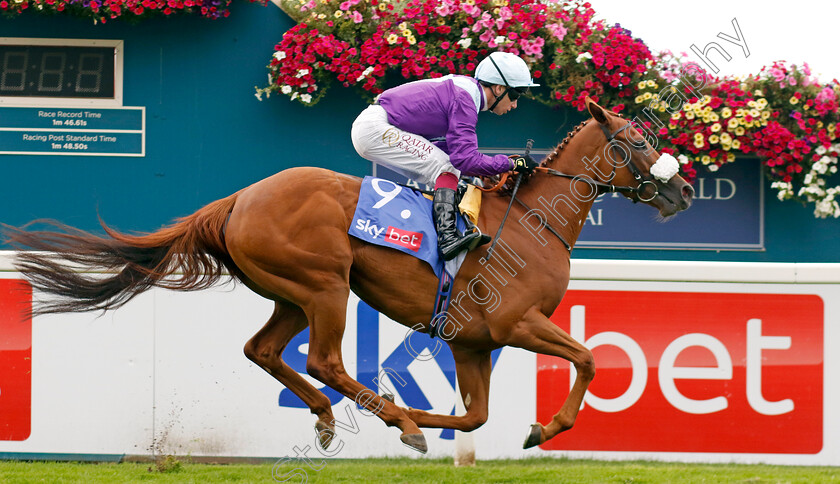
[510,154,538,175]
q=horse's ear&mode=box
[586,97,609,125]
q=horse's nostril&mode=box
[682,184,695,201]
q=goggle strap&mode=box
[488,55,511,88]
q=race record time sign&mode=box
[0,106,144,156]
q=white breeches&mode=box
[351,104,459,186]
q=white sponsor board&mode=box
[0,253,838,466]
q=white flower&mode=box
[707,164,719,172]
[494,35,508,45]
[814,159,828,175]
[273,51,287,61]
[773,181,794,201]
[677,154,689,165]
[281,85,292,95]
[457,38,472,49]
[815,199,840,218]
[255,91,263,101]
[295,68,310,78]
[576,52,593,63]
[816,145,827,155]
[290,92,299,101]
[771,181,793,201]
[300,94,312,103]
[356,66,375,82]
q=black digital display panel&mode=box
[0,45,115,99]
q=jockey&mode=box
[351,51,540,261]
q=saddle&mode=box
[348,177,485,338]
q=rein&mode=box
[532,122,659,203]
[481,118,662,254]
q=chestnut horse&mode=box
[6,99,693,454]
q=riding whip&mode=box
[485,138,533,261]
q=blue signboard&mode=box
[372,154,763,251]
[0,106,144,156]
[575,157,763,249]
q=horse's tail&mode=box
[4,190,244,315]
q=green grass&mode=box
[0,457,838,483]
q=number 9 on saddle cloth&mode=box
[348,177,483,338]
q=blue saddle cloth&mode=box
[348,176,467,278]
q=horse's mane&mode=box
[540,110,625,168]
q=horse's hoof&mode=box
[381,393,395,403]
[400,432,428,454]
[522,423,543,449]
[315,420,335,450]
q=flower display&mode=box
[0,0,266,22]
[260,0,839,218]
[3,0,838,217]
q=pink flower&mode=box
[350,10,363,23]
[660,70,679,82]
[461,4,480,16]
[520,37,545,57]
[817,86,835,103]
[546,23,567,41]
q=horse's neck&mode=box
[517,148,598,250]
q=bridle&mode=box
[486,118,665,254]
[535,119,660,203]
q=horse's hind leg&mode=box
[243,300,337,449]
[300,286,428,453]
[236,264,428,452]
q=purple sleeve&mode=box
[445,93,512,177]
[432,138,448,152]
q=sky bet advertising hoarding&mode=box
[0,266,835,464]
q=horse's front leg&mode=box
[503,306,595,448]
[401,346,491,432]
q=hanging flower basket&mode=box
[259,0,840,218]
[0,0,267,23]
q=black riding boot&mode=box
[434,187,482,261]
